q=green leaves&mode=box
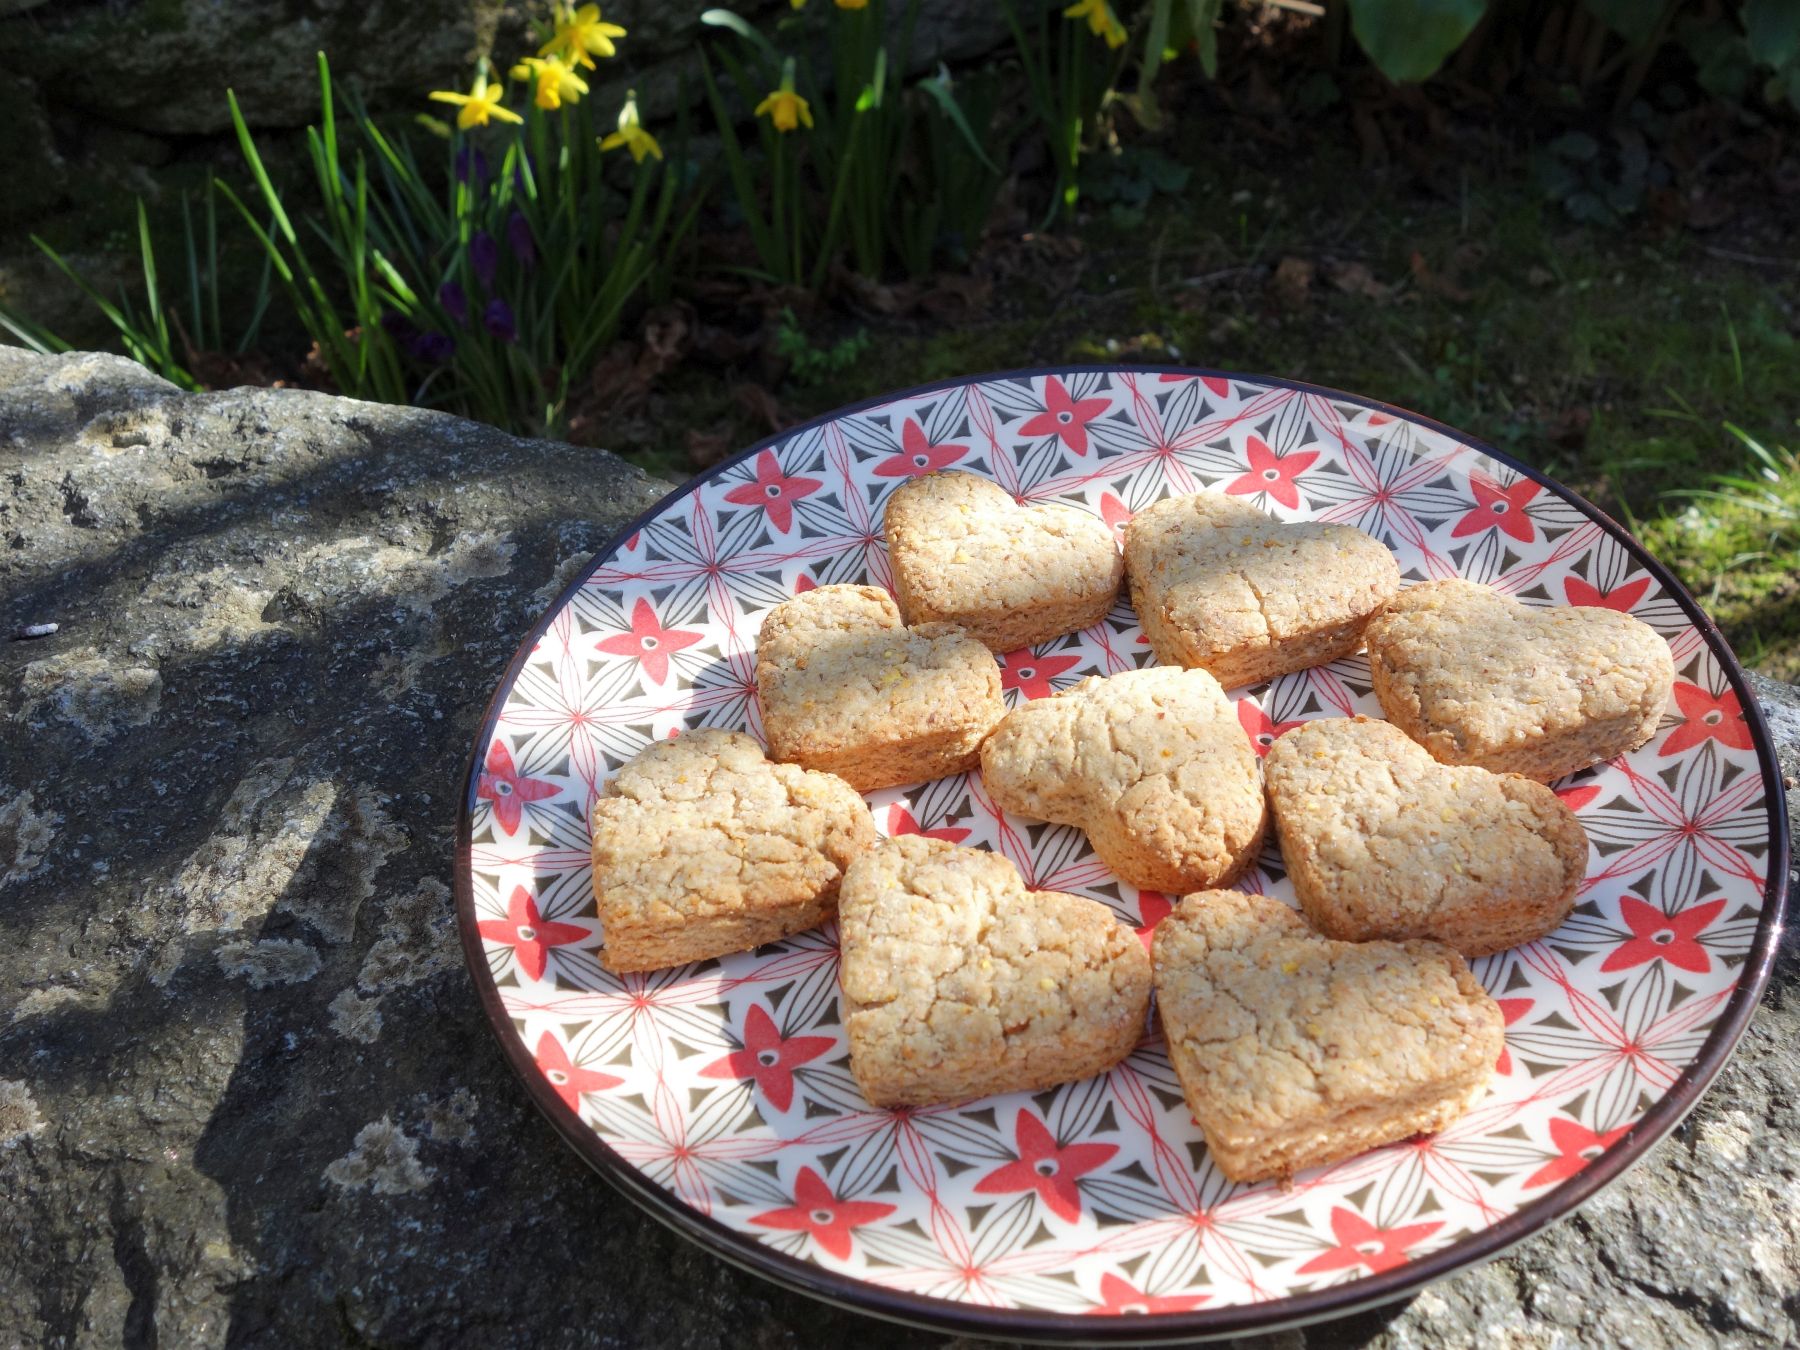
[1346,0,1489,84]
[1745,0,1800,68]
[1580,0,1664,48]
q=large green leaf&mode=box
[1580,0,1663,47]
[1745,0,1800,68]
[1347,0,1489,83]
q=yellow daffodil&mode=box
[539,2,626,70]
[510,54,588,110]
[428,73,524,130]
[835,0,870,8]
[598,91,662,163]
[1064,0,1127,47]
[754,61,813,133]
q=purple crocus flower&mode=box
[506,210,535,271]
[483,298,517,343]
[438,280,468,327]
[380,310,419,343]
[471,231,499,289]
[454,145,489,185]
[410,330,455,363]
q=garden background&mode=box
[2,0,1796,675]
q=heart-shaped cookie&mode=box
[1124,493,1399,688]
[1153,890,1503,1183]
[591,729,876,972]
[980,666,1266,891]
[756,584,1005,792]
[1365,578,1674,782]
[884,471,1123,652]
[1264,716,1587,956]
[839,835,1152,1107]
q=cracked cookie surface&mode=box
[1153,890,1503,1183]
[1365,578,1675,782]
[1264,716,1587,957]
[756,584,1005,792]
[590,729,875,972]
[980,666,1266,891]
[1123,493,1399,688]
[883,471,1123,652]
[839,835,1151,1107]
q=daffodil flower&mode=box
[598,91,663,163]
[539,2,627,70]
[835,0,870,8]
[1063,0,1127,48]
[754,61,813,133]
[428,74,524,130]
[510,54,588,110]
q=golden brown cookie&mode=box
[883,472,1123,652]
[755,584,1005,792]
[980,667,1266,892]
[590,730,876,972]
[1365,578,1674,782]
[1153,890,1504,1183]
[1263,716,1587,957]
[1123,493,1399,688]
[839,835,1152,1108]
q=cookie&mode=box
[1153,890,1504,1183]
[1364,578,1675,782]
[1123,493,1399,688]
[980,666,1266,892]
[839,835,1152,1108]
[590,729,876,972]
[1264,716,1587,957]
[883,471,1123,652]
[756,584,1006,792]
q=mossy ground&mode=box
[633,125,1800,678]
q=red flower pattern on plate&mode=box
[478,886,589,981]
[1494,997,1533,1075]
[1452,474,1540,542]
[594,597,703,686]
[1600,896,1727,974]
[1524,1117,1634,1188]
[477,740,558,835]
[1297,1208,1443,1276]
[1098,491,1133,542]
[886,803,970,845]
[534,1030,622,1112]
[1134,891,1173,949]
[723,449,823,534]
[1237,700,1304,757]
[1000,649,1082,700]
[1085,1273,1210,1316]
[1224,435,1319,511]
[750,1167,896,1260]
[1018,376,1110,455]
[1565,576,1651,611]
[1661,683,1752,755]
[974,1110,1118,1223]
[874,418,966,478]
[698,1004,835,1113]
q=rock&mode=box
[0,0,1010,137]
[0,347,1794,1347]
[0,70,64,229]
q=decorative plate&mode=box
[454,368,1789,1342]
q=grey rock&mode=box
[0,347,1793,1348]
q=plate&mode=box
[454,368,1789,1342]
